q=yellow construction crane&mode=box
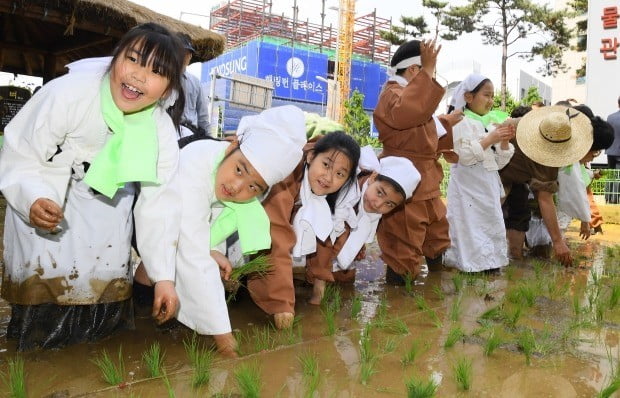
[335,0,354,124]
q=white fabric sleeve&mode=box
[134,110,182,283]
[453,121,485,166]
[0,81,75,222]
[495,142,515,170]
[175,142,231,335]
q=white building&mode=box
[519,70,552,105]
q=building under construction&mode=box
[208,0,395,65]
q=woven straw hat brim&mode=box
[516,105,593,168]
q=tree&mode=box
[343,89,371,141]
[422,0,449,39]
[493,88,518,115]
[441,0,572,110]
[521,86,542,106]
[379,15,429,46]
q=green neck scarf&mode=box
[464,108,509,128]
[84,74,159,198]
[209,151,272,255]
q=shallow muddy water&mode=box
[0,196,619,397]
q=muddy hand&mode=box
[30,198,63,231]
[153,280,178,324]
[579,221,591,240]
[553,241,573,267]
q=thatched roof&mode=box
[0,0,225,81]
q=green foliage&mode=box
[350,294,363,319]
[423,0,449,39]
[142,342,165,378]
[493,89,518,115]
[444,325,465,349]
[1,357,26,398]
[192,348,215,388]
[401,339,424,366]
[343,90,370,139]
[91,347,125,386]
[441,0,572,109]
[298,352,320,398]
[234,362,263,398]
[453,356,473,391]
[521,86,543,106]
[406,374,438,398]
[379,15,429,45]
[483,329,503,356]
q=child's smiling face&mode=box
[465,81,495,116]
[109,43,171,114]
[306,150,352,196]
[363,176,405,214]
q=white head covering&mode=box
[236,105,307,186]
[379,156,420,200]
[449,73,489,111]
[358,145,380,173]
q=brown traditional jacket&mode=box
[373,71,453,201]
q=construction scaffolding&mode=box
[208,0,394,65]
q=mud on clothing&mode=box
[0,69,181,349]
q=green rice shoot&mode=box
[234,362,263,398]
[1,357,26,398]
[142,342,165,378]
[91,347,125,386]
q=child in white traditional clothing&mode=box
[444,74,516,273]
[0,23,184,350]
[134,106,307,356]
[306,146,421,303]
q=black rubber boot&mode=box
[385,265,406,285]
[425,255,444,272]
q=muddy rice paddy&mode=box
[0,196,619,397]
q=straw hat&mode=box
[516,105,593,168]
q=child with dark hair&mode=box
[306,146,420,303]
[247,131,360,329]
[0,22,185,350]
[443,74,515,272]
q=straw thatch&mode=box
[1,0,225,80]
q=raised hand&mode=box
[420,38,441,78]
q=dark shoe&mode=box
[385,266,406,286]
[425,255,444,272]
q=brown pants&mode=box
[305,230,356,284]
[587,187,603,228]
[247,260,295,315]
[376,197,450,276]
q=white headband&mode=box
[387,56,422,77]
[449,73,489,111]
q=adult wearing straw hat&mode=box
[500,105,593,266]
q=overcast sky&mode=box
[1,0,554,94]
[129,0,555,94]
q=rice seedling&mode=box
[444,325,465,349]
[192,348,215,388]
[432,285,445,300]
[609,283,620,309]
[384,318,409,335]
[322,305,337,336]
[321,284,342,312]
[453,357,473,391]
[401,340,423,366]
[252,325,276,352]
[161,368,175,398]
[350,294,362,319]
[503,266,516,281]
[414,295,431,312]
[183,333,202,365]
[359,357,378,385]
[382,337,398,354]
[234,362,263,398]
[91,346,125,385]
[376,296,388,321]
[483,329,502,356]
[449,296,462,322]
[405,374,438,398]
[452,272,465,293]
[280,316,303,346]
[142,342,165,378]
[515,283,537,307]
[532,260,544,279]
[230,255,272,281]
[298,352,320,398]
[595,296,607,324]
[572,294,583,318]
[504,306,522,329]
[479,305,503,322]
[1,357,26,398]
[404,272,415,295]
[517,328,536,365]
[597,378,620,398]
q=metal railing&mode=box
[440,166,620,204]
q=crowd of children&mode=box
[0,23,614,353]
